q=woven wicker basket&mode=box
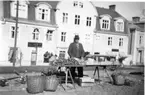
[44,75,59,91]
[27,75,44,94]
[112,74,125,85]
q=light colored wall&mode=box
[132,30,144,65]
[93,33,128,55]
[55,0,98,57]
[0,21,57,66]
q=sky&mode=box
[91,1,145,21]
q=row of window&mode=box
[10,26,67,42]
[63,13,92,27]
[11,1,51,21]
[10,26,124,47]
[62,12,124,31]
[100,18,124,32]
[108,37,123,46]
[11,1,124,32]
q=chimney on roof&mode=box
[132,16,140,22]
[109,5,116,11]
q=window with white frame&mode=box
[75,15,80,25]
[139,35,143,45]
[102,20,109,30]
[86,17,91,26]
[10,26,19,39]
[10,1,28,18]
[46,30,53,41]
[115,19,124,32]
[119,38,123,46]
[59,51,65,58]
[100,16,111,30]
[61,32,66,42]
[73,1,78,7]
[108,37,112,46]
[62,13,68,23]
[32,28,39,40]
[36,3,51,21]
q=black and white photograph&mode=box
[0,0,144,95]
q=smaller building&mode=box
[129,17,145,65]
[93,5,129,57]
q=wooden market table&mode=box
[59,64,119,89]
[58,54,119,89]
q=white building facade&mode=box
[93,5,129,58]
[0,1,59,66]
[0,1,130,66]
[129,17,145,65]
[55,0,98,58]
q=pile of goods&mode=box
[50,58,85,66]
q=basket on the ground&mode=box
[44,75,59,91]
[26,75,44,94]
[111,74,125,85]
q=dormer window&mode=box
[102,20,109,29]
[115,19,124,32]
[100,15,111,30]
[10,1,28,18]
[36,3,51,21]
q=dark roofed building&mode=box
[95,6,128,34]
[93,5,129,62]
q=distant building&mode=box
[0,0,59,66]
[129,17,145,65]
[93,5,129,57]
[0,1,130,66]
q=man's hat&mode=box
[74,35,79,40]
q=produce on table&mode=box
[50,58,85,66]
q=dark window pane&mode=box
[42,13,44,19]
[78,19,80,24]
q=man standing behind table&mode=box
[68,35,85,78]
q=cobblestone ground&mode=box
[0,67,144,95]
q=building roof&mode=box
[129,22,144,32]
[95,6,128,34]
[96,7,124,19]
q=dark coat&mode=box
[68,42,85,58]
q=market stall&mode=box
[49,54,120,89]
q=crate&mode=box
[78,77,95,87]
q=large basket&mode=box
[112,74,125,85]
[44,75,59,92]
[26,75,44,94]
